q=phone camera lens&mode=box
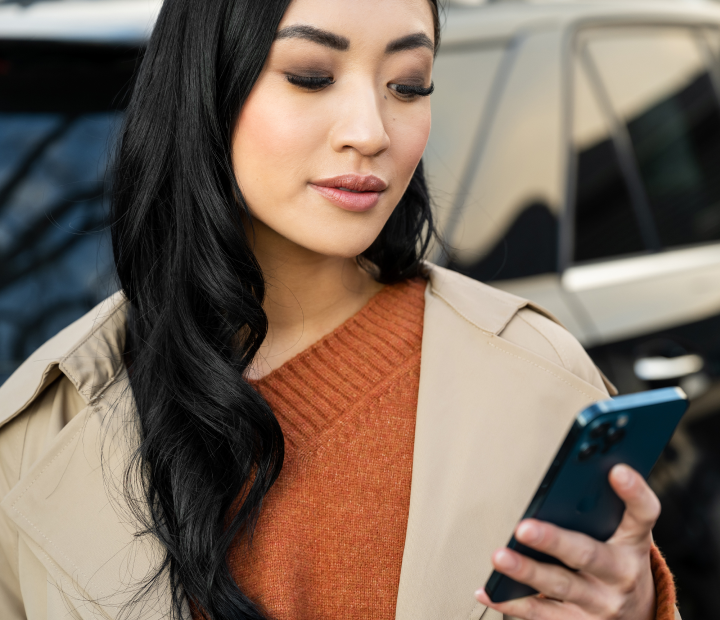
[606,426,626,445]
[578,442,598,461]
[590,422,610,439]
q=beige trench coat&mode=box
[0,265,659,620]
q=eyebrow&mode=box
[275,25,349,51]
[275,25,434,55]
[385,32,434,54]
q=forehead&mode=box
[278,0,435,47]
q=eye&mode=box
[389,82,434,100]
[286,74,334,91]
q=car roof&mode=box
[441,1,720,48]
[0,0,719,45]
[0,0,162,43]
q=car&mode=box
[2,0,720,616]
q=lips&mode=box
[309,174,388,212]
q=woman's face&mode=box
[232,0,435,259]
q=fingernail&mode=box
[495,549,519,571]
[517,521,540,544]
[474,588,486,601]
[613,464,632,488]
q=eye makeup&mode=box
[285,73,434,99]
[389,82,434,98]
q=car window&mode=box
[0,41,139,384]
[572,56,645,263]
[585,28,720,251]
[440,31,566,281]
[424,46,504,226]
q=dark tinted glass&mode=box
[0,41,140,384]
[628,72,720,247]
[574,139,645,262]
[0,40,139,112]
[572,59,645,263]
[447,202,558,281]
[588,29,720,250]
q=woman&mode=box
[0,0,678,619]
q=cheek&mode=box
[232,83,321,204]
[389,106,431,180]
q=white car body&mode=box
[425,0,720,349]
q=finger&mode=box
[475,586,570,620]
[608,464,661,545]
[515,519,618,581]
[484,547,605,612]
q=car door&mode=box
[563,25,720,618]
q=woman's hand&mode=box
[475,464,660,620]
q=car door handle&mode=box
[633,354,704,381]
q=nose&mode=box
[329,83,390,158]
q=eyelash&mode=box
[285,74,434,99]
[286,74,335,89]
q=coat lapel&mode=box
[394,267,608,620]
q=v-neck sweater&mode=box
[229,277,426,619]
[222,277,676,620]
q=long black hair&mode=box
[111,0,440,618]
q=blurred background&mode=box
[1,0,720,616]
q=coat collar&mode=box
[1,266,608,620]
[0,291,127,427]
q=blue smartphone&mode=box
[484,387,689,603]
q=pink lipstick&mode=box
[309,174,388,212]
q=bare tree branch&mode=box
[0,182,106,265]
[0,115,77,217]
[0,207,108,291]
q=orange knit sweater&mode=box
[219,277,676,620]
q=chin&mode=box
[257,203,390,260]
[302,237,380,260]
[286,226,385,260]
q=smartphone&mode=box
[484,387,689,603]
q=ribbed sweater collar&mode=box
[251,277,426,452]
